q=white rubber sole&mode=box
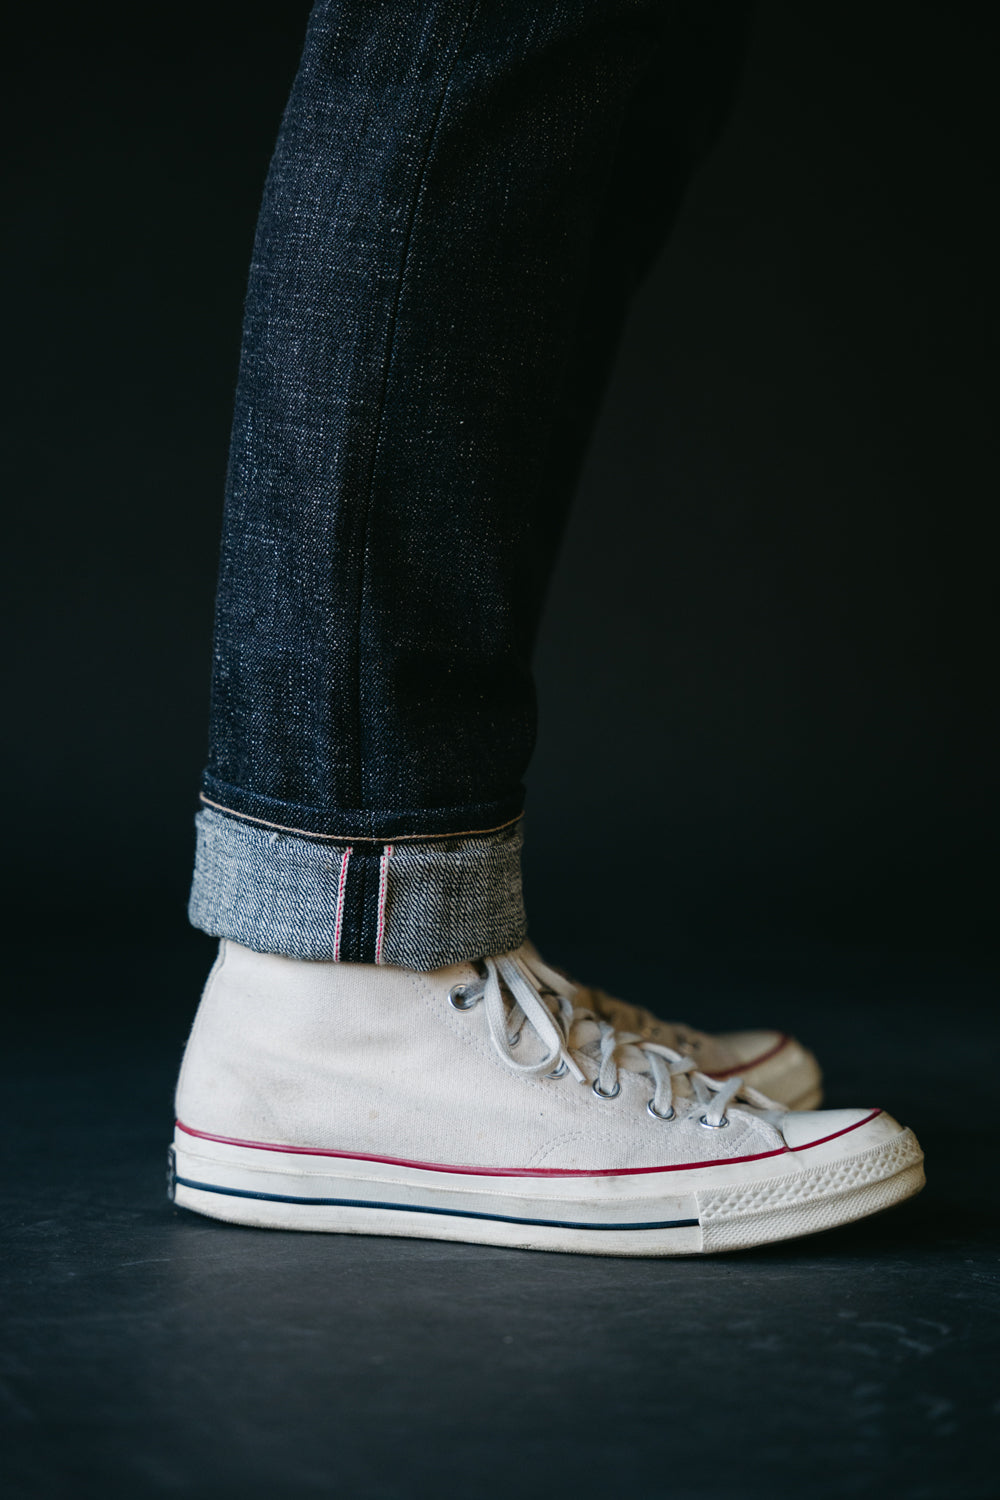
[169,1113,924,1258]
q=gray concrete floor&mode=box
[4,932,997,1498]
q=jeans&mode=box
[189,0,751,968]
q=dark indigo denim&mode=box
[191,0,751,966]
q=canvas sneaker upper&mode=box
[177,941,824,1174]
[171,940,923,1255]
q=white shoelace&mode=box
[449,949,763,1128]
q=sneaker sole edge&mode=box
[168,1127,924,1258]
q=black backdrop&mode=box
[5,2,996,988]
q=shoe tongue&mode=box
[562,1007,701,1099]
[505,974,698,1102]
[514,971,766,1113]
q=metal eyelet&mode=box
[545,1060,568,1079]
[592,1080,621,1100]
[699,1113,730,1129]
[448,983,480,1011]
[508,1030,521,1048]
[647,1100,676,1121]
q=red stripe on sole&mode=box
[175,1112,882,1179]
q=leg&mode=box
[174,1,923,1255]
[190,0,751,970]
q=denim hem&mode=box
[199,776,526,841]
[188,807,526,971]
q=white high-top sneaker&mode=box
[170,941,924,1257]
[529,942,824,1111]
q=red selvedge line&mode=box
[374,844,393,966]
[708,1033,791,1079]
[332,847,352,963]
[176,1110,883,1178]
[788,1108,881,1151]
[176,1119,791,1178]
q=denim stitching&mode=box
[198,794,522,845]
[374,844,393,966]
[332,847,352,963]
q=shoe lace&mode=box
[450,948,761,1127]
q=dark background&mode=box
[3,4,998,1497]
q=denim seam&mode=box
[198,793,522,844]
[189,808,525,969]
[332,847,351,963]
[359,846,376,966]
[352,0,482,809]
[375,845,393,966]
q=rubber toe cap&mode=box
[781,1107,902,1152]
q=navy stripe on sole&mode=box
[174,1176,700,1233]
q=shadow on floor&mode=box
[3,928,997,1498]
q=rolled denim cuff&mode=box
[188,807,526,971]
